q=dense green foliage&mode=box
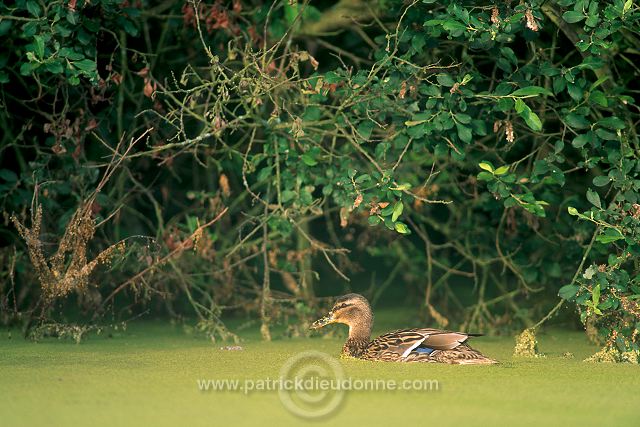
[1,1,639,357]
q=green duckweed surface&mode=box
[1,310,639,427]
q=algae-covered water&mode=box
[1,310,639,427]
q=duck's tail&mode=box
[441,343,499,365]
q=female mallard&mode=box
[311,293,497,364]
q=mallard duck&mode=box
[311,293,497,364]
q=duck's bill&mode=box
[310,313,334,329]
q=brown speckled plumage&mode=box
[312,294,497,365]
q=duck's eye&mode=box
[335,303,350,310]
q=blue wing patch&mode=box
[414,347,434,354]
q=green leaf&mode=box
[355,174,370,184]
[510,86,553,97]
[523,110,542,131]
[0,169,18,182]
[567,83,584,101]
[67,10,79,25]
[300,154,317,166]
[72,59,97,72]
[442,20,467,33]
[59,48,84,61]
[586,189,601,208]
[302,106,321,121]
[592,176,610,187]
[19,62,36,75]
[368,215,381,226]
[0,20,12,38]
[45,61,64,74]
[559,284,580,300]
[26,0,41,17]
[281,190,296,203]
[390,183,412,191]
[456,123,472,143]
[256,166,273,183]
[394,222,410,234]
[478,162,494,173]
[380,204,395,216]
[553,76,566,94]
[503,197,517,208]
[589,75,609,91]
[567,206,579,216]
[514,99,542,131]
[494,165,509,176]
[324,71,342,84]
[436,74,455,87]
[595,128,617,140]
[391,201,404,222]
[384,218,395,230]
[589,91,608,107]
[121,19,139,37]
[477,171,494,181]
[592,284,601,305]
[455,113,472,124]
[497,98,514,112]
[597,116,625,130]
[596,229,624,244]
[34,35,44,59]
[572,133,591,148]
[564,113,590,129]
[357,121,375,140]
[562,11,585,23]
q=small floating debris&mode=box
[513,328,545,358]
[585,347,639,364]
[220,345,243,351]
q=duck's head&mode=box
[310,293,373,338]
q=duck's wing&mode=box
[414,328,476,350]
[370,328,473,358]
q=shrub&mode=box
[0,1,638,355]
